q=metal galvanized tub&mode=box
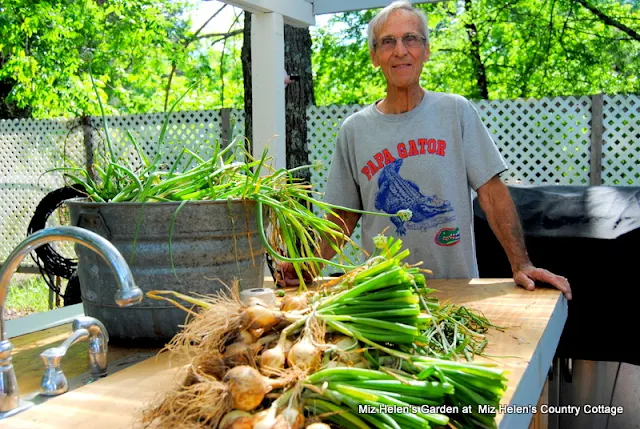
[66,198,265,343]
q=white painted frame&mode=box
[219,0,447,168]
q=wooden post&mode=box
[589,94,604,186]
[82,116,96,181]
[220,108,232,147]
[251,11,286,171]
[529,378,549,429]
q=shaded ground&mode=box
[3,273,53,320]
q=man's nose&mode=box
[393,39,409,56]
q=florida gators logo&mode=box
[435,227,460,246]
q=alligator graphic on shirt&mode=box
[374,159,455,236]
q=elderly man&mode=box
[280,0,571,300]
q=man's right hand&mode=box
[276,262,314,288]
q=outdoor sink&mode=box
[4,313,160,420]
[18,349,158,409]
[0,226,144,419]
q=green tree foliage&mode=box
[1,0,638,117]
[312,0,640,104]
[0,0,244,118]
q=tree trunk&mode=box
[241,11,253,155]
[241,12,315,180]
[284,24,315,183]
[464,0,489,99]
[241,13,316,272]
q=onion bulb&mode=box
[305,424,331,429]
[224,341,261,357]
[330,335,361,363]
[238,330,254,344]
[282,407,305,429]
[219,410,253,429]
[282,338,294,353]
[224,341,262,367]
[223,366,272,411]
[271,415,288,429]
[331,335,358,351]
[228,417,255,429]
[280,294,308,312]
[253,405,277,429]
[260,344,285,376]
[242,305,283,331]
[249,327,265,339]
[286,332,320,371]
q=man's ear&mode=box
[370,50,380,68]
[423,43,431,63]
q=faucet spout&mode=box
[0,226,143,341]
[0,226,143,416]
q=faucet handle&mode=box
[72,316,109,377]
[39,317,110,397]
[39,354,69,396]
[40,328,89,396]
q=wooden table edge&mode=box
[499,294,568,428]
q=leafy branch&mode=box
[574,0,640,42]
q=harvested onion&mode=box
[249,327,265,339]
[287,332,320,371]
[224,341,261,357]
[228,416,255,429]
[282,407,305,429]
[224,341,262,367]
[260,344,286,376]
[219,410,253,429]
[238,330,254,344]
[223,366,272,411]
[305,423,331,429]
[282,338,294,353]
[253,405,277,429]
[242,304,284,331]
[280,294,308,312]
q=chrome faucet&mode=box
[40,316,109,396]
[0,226,144,418]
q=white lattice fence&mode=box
[475,96,592,185]
[2,95,638,266]
[84,109,246,177]
[86,110,225,173]
[0,109,245,262]
[602,95,640,185]
[0,117,84,261]
[230,108,246,141]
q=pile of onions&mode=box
[142,238,509,429]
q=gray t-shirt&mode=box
[323,91,507,279]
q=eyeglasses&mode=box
[374,33,427,52]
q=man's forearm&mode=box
[316,210,361,264]
[476,177,531,273]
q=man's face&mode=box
[370,10,430,90]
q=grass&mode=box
[4,275,52,320]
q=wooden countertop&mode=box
[2,278,567,429]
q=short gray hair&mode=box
[367,1,430,52]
